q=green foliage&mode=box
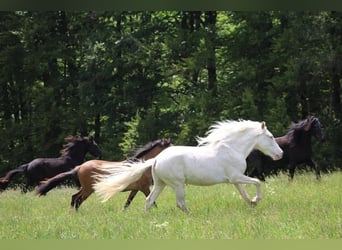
[0,11,341,174]
[264,92,291,136]
[119,111,141,157]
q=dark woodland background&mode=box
[0,11,341,175]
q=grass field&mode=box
[0,172,341,239]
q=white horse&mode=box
[94,120,283,213]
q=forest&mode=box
[0,11,341,176]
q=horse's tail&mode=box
[36,166,81,196]
[93,158,156,202]
[0,164,28,190]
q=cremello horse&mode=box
[94,120,283,213]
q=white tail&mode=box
[93,158,156,202]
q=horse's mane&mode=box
[60,135,88,156]
[286,118,313,146]
[196,120,262,146]
[131,138,171,159]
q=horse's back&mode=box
[155,146,210,168]
[26,157,68,179]
[78,160,115,181]
[154,145,228,186]
[28,157,66,169]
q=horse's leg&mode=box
[124,190,138,209]
[250,166,265,181]
[140,186,157,208]
[75,196,84,211]
[173,184,189,213]
[230,175,262,205]
[288,163,296,181]
[233,184,251,203]
[71,189,89,211]
[307,159,321,180]
[145,178,165,211]
[0,178,9,190]
[75,190,91,211]
[71,190,82,209]
[253,156,266,181]
[21,177,33,193]
[257,165,266,182]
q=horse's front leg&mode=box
[234,184,251,203]
[21,177,33,193]
[288,163,296,180]
[307,159,321,180]
[232,175,262,206]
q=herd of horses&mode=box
[0,116,324,212]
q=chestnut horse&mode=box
[36,138,172,210]
[0,136,101,192]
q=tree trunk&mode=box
[205,11,217,97]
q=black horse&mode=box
[0,135,101,192]
[246,116,325,181]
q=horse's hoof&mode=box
[250,197,260,206]
[250,201,257,207]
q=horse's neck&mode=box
[139,147,164,161]
[220,133,257,159]
[299,132,312,147]
[282,129,312,148]
[63,149,86,164]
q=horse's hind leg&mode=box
[145,179,165,211]
[141,187,157,208]
[124,190,138,209]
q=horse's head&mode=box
[304,116,325,142]
[254,122,283,161]
[85,136,102,158]
[61,135,100,159]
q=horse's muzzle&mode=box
[273,152,283,161]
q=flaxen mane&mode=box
[196,120,262,146]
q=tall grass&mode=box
[0,172,341,239]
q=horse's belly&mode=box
[153,146,238,186]
[184,173,227,186]
[155,150,229,186]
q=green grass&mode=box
[0,172,341,239]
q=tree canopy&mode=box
[0,11,341,174]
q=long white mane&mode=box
[196,120,263,146]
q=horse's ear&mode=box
[261,121,266,130]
